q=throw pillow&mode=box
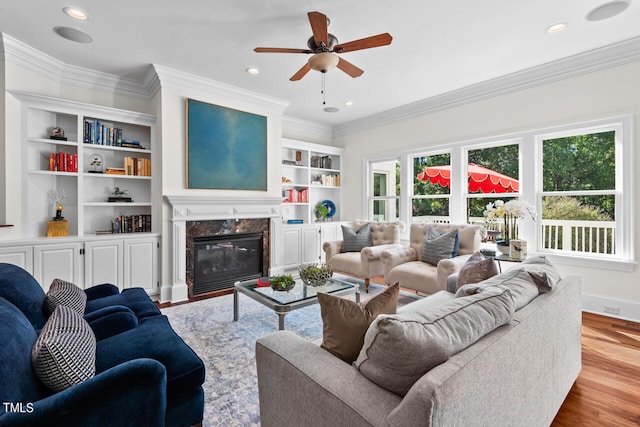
[341,223,372,252]
[354,286,514,396]
[31,305,96,392]
[456,251,499,289]
[521,256,562,293]
[43,278,87,316]
[421,227,459,266]
[454,267,540,310]
[318,283,399,363]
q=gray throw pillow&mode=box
[521,256,562,293]
[457,251,499,288]
[454,267,540,310]
[421,227,459,266]
[44,278,87,316]
[354,286,514,396]
[341,223,372,252]
[31,305,96,392]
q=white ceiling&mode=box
[1,0,639,129]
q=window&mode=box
[411,153,450,223]
[466,143,520,227]
[363,116,632,268]
[368,159,399,221]
[538,127,618,257]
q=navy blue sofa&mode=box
[0,263,205,427]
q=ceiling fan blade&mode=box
[254,47,313,54]
[336,58,364,78]
[290,63,312,81]
[308,11,329,47]
[334,33,393,53]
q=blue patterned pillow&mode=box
[422,227,459,265]
[341,223,372,252]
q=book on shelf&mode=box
[83,120,145,148]
[123,157,151,176]
[110,214,152,234]
[282,188,308,203]
[49,152,78,172]
[105,167,126,175]
[287,219,304,224]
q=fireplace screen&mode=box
[193,232,264,294]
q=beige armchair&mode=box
[381,223,482,295]
[323,221,404,292]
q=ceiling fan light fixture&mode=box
[308,52,339,73]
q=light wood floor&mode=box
[552,312,640,426]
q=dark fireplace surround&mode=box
[186,218,269,297]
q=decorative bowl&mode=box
[270,274,295,292]
[299,263,333,287]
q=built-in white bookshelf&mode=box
[16,92,156,238]
[281,138,343,224]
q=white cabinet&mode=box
[282,227,302,270]
[281,139,343,224]
[0,236,159,295]
[84,239,124,288]
[33,242,83,292]
[0,245,33,272]
[13,91,156,239]
[281,223,342,273]
[123,237,158,293]
[300,226,321,264]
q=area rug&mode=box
[161,276,420,427]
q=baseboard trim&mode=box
[582,293,640,323]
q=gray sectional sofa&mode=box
[256,260,581,427]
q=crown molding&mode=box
[1,33,150,99]
[282,115,333,143]
[333,35,640,137]
[152,64,289,115]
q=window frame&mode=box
[365,156,401,222]
[533,116,633,268]
[363,115,634,271]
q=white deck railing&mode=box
[412,216,616,255]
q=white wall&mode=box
[334,60,640,320]
[153,67,288,298]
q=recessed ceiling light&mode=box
[586,0,630,21]
[245,67,260,75]
[63,7,88,20]
[546,22,568,33]
[343,101,354,107]
[323,107,340,113]
[53,27,93,43]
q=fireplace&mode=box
[185,217,271,297]
[164,195,283,303]
[193,232,265,295]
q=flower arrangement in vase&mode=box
[483,199,535,248]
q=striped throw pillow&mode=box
[44,278,87,316]
[32,305,96,392]
[341,223,372,252]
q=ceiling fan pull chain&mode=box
[321,73,326,105]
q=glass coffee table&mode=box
[234,276,360,330]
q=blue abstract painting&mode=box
[187,98,267,190]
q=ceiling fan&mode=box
[254,11,392,81]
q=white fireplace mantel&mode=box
[163,195,284,303]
